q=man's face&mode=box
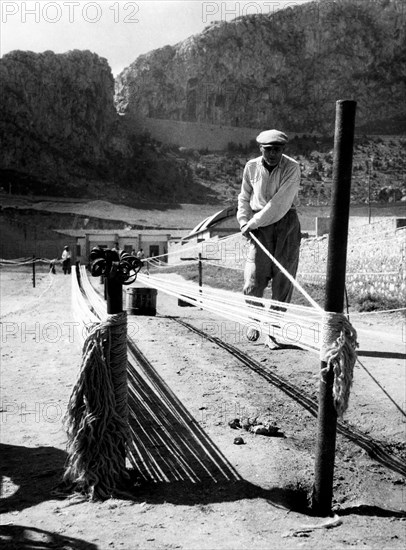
[260,144,285,166]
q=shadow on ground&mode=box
[0,444,67,514]
[0,525,97,550]
[338,504,406,518]
[357,350,406,360]
[126,477,311,512]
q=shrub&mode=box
[356,292,405,313]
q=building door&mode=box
[149,245,159,257]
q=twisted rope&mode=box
[320,312,359,416]
[64,311,129,500]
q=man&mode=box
[237,129,301,343]
[61,245,72,275]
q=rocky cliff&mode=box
[0,50,198,202]
[0,50,119,191]
[115,0,406,134]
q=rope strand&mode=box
[64,311,129,500]
[320,312,359,416]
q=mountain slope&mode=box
[0,50,206,203]
[115,0,406,134]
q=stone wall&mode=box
[299,218,406,300]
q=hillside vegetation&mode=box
[158,134,406,207]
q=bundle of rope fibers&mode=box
[64,311,129,500]
[320,312,359,416]
[139,228,359,415]
[137,272,322,353]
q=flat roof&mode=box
[55,229,191,238]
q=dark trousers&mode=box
[243,209,301,303]
[62,259,71,275]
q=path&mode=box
[0,268,405,550]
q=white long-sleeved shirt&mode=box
[237,154,300,230]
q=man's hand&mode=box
[240,223,251,240]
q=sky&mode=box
[0,0,312,75]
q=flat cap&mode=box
[256,129,288,146]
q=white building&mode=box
[55,229,190,263]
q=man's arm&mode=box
[244,162,300,231]
[236,163,254,229]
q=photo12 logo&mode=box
[1,1,140,24]
[202,0,406,27]
[201,1,304,23]
[1,400,63,423]
[0,320,140,344]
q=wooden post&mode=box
[198,252,203,307]
[105,276,123,314]
[65,247,132,496]
[368,156,373,224]
[312,99,357,516]
[105,250,126,466]
[198,253,203,288]
[32,254,36,288]
[75,261,81,285]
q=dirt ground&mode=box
[1,265,405,550]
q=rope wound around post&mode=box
[64,247,143,500]
[320,312,359,416]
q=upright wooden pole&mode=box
[32,254,36,288]
[198,252,203,307]
[105,277,123,315]
[104,250,126,466]
[198,252,203,288]
[312,100,357,516]
[65,247,132,497]
[75,261,81,283]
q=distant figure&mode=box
[112,242,120,254]
[61,246,71,275]
[136,248,145,260]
